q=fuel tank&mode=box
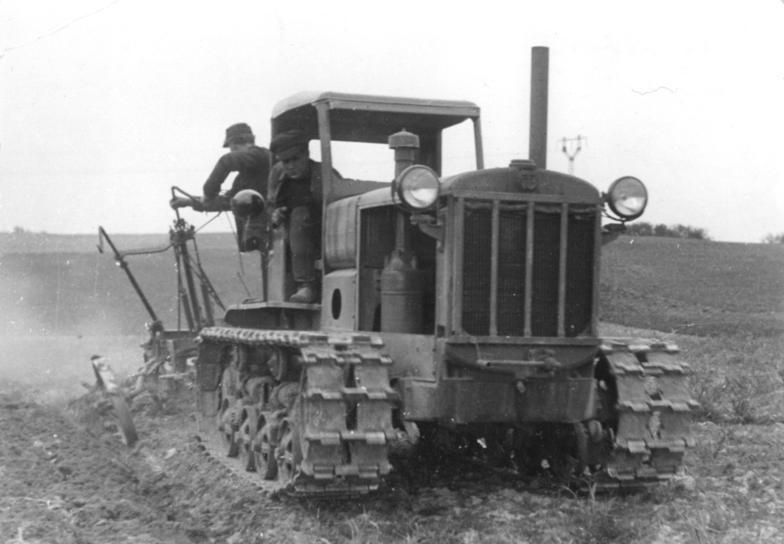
[380,249,424,333]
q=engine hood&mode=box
[441,166,601,202]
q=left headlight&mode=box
[606,176,648,220]
[393,165,440,210]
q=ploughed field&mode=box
[1,233,783,543]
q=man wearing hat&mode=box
[268,129,340,303]
[172,123,271,251]
[202,122,271,203]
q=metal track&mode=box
[195,413,283,495]
[194,330,696,494]
[598,338,699,488]
[199,327,397,497]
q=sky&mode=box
[1,0,783,243]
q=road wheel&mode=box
[254,422,278,480]
[218,369,239,458]
[276,420,302,485]
[238,407,258,472]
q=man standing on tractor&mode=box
[202,123,271,204]
[268,129,340,303]
[171,122,271,251]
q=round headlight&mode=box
[394,165,440,210]
[606,176,648,220]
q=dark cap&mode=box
[223,123,254,147]
[270,129,309,156]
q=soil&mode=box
[2,339,784,544]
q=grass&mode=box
[601,236,784,337]
[603,322,784,424]
[677,334,784,424]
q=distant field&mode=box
[0,231,255,336]
[0,230,235,254]
[1,231,782,338]
[601,236,784,337]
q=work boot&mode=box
[289,283,316,303]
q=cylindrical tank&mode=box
[380,249,424,333]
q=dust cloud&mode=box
[0,334,144,404]
[0,297,146,404]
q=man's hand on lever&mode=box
[169,195,230,212]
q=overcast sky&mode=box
[1,0,782,243]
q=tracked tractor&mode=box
[184,47,697,495]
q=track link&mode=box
[598,338,699,488]
[199,327,397,497]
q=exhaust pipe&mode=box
[529,46,549,169]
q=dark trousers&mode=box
[288,206,318,283]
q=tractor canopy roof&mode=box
[270,91,480,144]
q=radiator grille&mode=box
[461,200,596,337]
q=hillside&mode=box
[601,236,784,337]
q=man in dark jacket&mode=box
[202,122,271,204]
[172,123,271,251]
[268,129,339,303]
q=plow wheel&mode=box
[253,421,278,480]
[276,419,302,486]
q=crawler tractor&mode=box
[184,47,696,495]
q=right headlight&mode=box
[606,176,648,220]
[393,165,440,211]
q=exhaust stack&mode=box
[529,46,549,169]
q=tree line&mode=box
[761,232,784,244]
[625,222,710,240]
[625,222,784,244]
